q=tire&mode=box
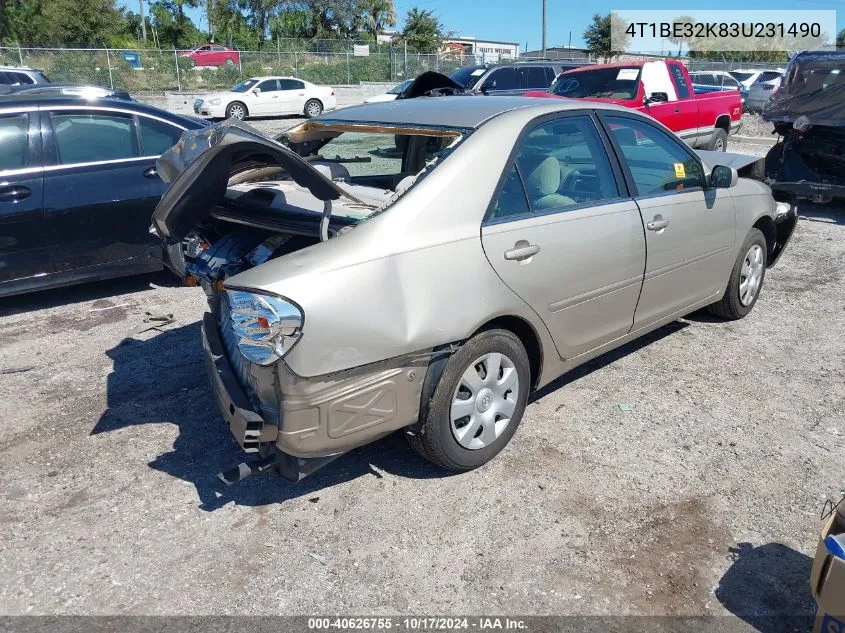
[226,101,247,120]
[407,329,530,471]
[707,228,767,320]
[304,98,323,118]
[707,128,728,152]
[225,58,235,67]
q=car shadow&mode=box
[92,322,446,511]
[715,542,815,633]
[797,201,845,226]
[0,271,180,318]
[530,320,689,402]
[94,318,695,510]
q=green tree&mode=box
[583,12,629,62]
[269,9,312,40]
[837,28,844,48]
[1,0,129,45]
[401,7,442,53]
[150,0,204,48]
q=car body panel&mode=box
[194,77,336,119]
[182,45,239,67]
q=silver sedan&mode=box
[152,96,798,482]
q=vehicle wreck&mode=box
[762,51,845,203]
[152,98,795,484]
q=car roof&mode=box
[247,76,305,81]
[0,94,204,125]
[317,95,632,130]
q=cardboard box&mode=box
[811,513,845,633]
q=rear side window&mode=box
[138,117,183,155]
[50,112,138,164]
[526,66,549,89]
[278,79,304,90]
[0,72,12,85]
[0,114,30,170]
[605,116,704,195]
[669,65,690,99]
[11,72,34,84]
[756,71,781,84]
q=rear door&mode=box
[599,112,735,328]
[42,106,185,273]
[278,79,307,114]
[0,108,50,287]
[480,113,646,359]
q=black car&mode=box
[448,61,589,96]
[0,94,208,297]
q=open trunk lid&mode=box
[152,120,359,243]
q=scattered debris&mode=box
[618,403,633,412]
[308,496,320,503]
[308,552,328,565]
[0,365,35,375]
[89,303,130,313]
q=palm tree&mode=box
[360,0,396,41]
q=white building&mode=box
[441,37,520,64]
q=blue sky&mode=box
[120,0,841,52]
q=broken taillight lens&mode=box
[226,290,303,365]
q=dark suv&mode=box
[0,66,50,86]
[449,61,588,96]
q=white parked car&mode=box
[729,68,785,90]
[363,79,413,103]
[193,76,336,120]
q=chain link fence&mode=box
[0,44,468,92]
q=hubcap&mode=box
[308,102,321,116]
[450,352,519,450]
[229,105,244,120]
[715,138,725,151]
[739,244,764,306]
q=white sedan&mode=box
[363,79,413,103]
[193,77,336,120]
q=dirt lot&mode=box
[0,130,843,624]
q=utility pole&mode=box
[139,0,147,43]
[541,0,546,58]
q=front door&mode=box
[42,108,184,273]
[0,110,50,287]
[599,113,736,328]
[250,79,281,116]
[481,114,646,360]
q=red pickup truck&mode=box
[525,59,742,151]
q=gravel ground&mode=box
[0,116,842,623]
[738,114,777,140]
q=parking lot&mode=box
[0,101,842,623]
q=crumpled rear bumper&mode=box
[201,311,431,479]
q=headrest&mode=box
[522,155,561,198]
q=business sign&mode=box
[353,44,370,57]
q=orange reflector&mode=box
[257,316,270,329]
[185,275,198,287]
[213,279,226,293]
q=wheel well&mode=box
[753,215,777,263]
[306,98,323,107]
[476,316,543,389]
[715,115,731,134]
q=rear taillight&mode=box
[227,290,303,365]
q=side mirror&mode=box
[253,87,261,95]
[710,165,738,188]
[644,92,669,105]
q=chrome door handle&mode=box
[674,107,680,113]
[504,243,541,261]
[647,216,670,231]
[0,185,31,202]
[143,166,158,179]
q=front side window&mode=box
[51,112,138,164]
[139,117,183,155]
[605,116,704,195]
[0,114,30,170]
[257,79,280,92]
[491,115,619,218]
[483,67,517,91]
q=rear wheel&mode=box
[304,99,323,118]
[226,101,247,120]
[407,329,530,471]
[224,58,235,67]
[708,128,728,152]
[707,228,767,320]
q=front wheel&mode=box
[304,99,323,118]
[707,228,767,320]
[407,329,530,471]
[224,58,235,67]
[226,101,247,120]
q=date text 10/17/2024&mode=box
[308,618,528,630]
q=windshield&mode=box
[230,79,259,93]
[449,66,486,88]
[388,79,413,95]
[730,71,755,83]
[552,67,641,99]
